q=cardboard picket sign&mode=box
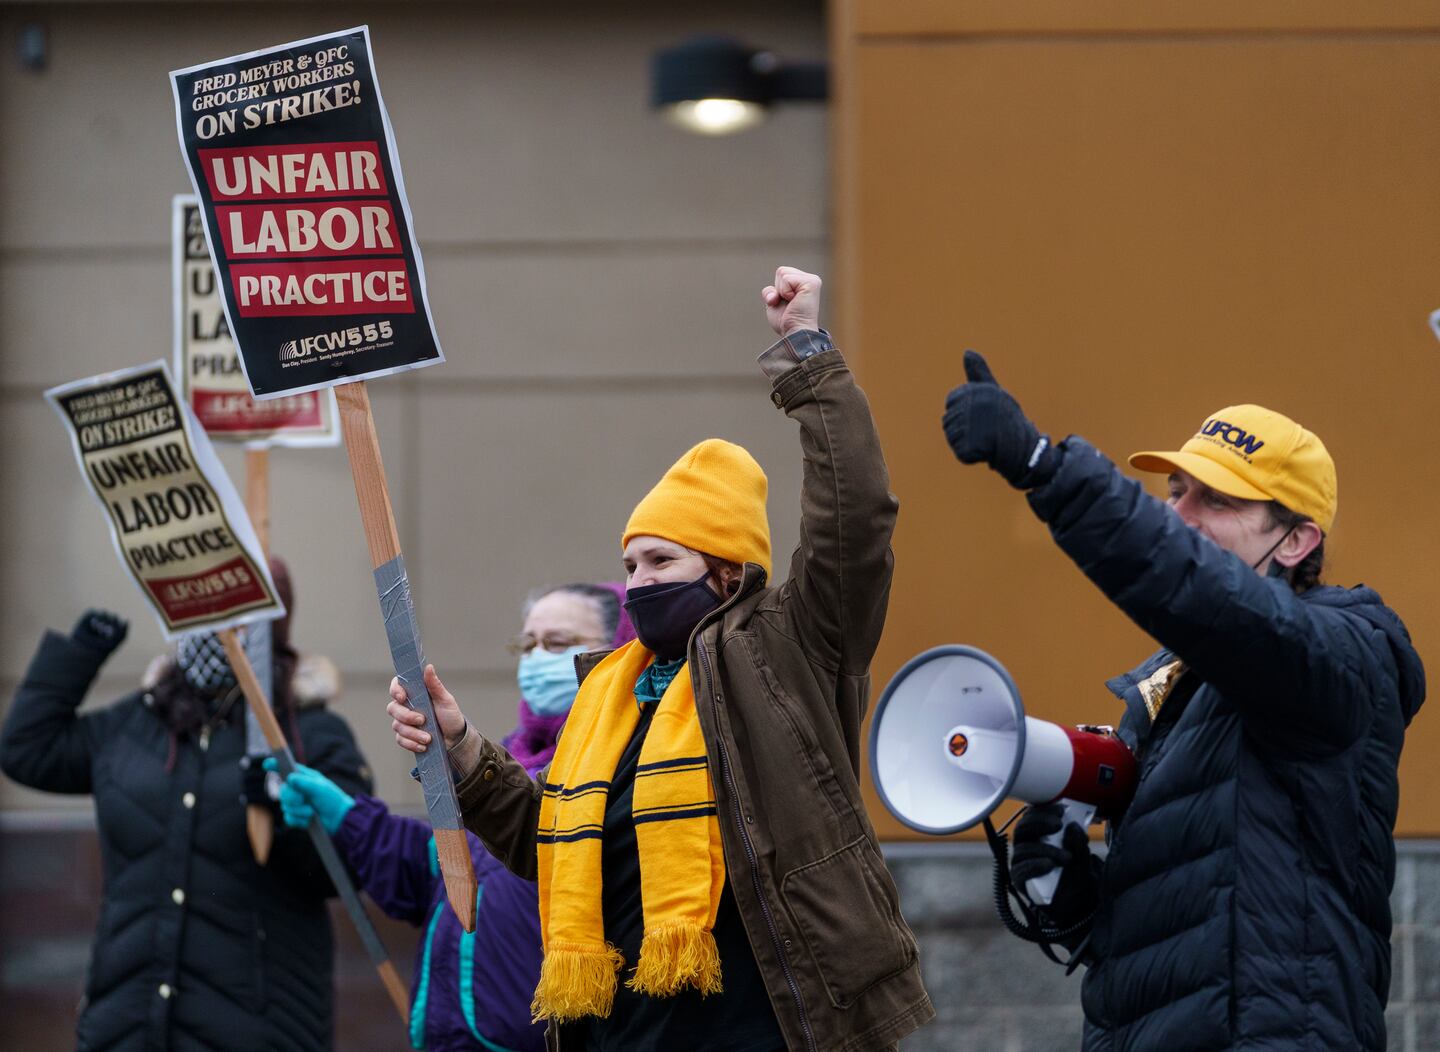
[46,361,284,639]
[169,26,444,401]
[172,27,480,931]
[173,196,340,445]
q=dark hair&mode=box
[148,643,300,771]
[1266,503,1324,593]
[525,583,622,641]
[700,553,744,595]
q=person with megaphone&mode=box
[387,268,934,1052]
[940,353,1424,1052]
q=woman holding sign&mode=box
[0,559,371,1052]
[271,581,633,1052]
[387,269,933,1051]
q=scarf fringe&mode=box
[626,921,724,998]
[530,942,625,1022]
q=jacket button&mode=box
[158,983,173,999]
[482,766,497,782]
[745,814,754,825]
[171,888,185,906]
[181,792,196,809]
[783,937,792,949]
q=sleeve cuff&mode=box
[332,793,384,853]
[28,630,107,697]
[447,722,484,782]
[757,328,834,380]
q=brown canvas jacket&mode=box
[450,333,933,1051]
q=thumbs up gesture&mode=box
[941,351,1057,490]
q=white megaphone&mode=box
[869,645,1136,906]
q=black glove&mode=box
[1010,802,1100,929]
[239,753,283,808]
[70,609,128,658]
[942,351,1058,489]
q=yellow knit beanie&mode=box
[622,439,772,577]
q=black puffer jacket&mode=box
[1026,437,1426,1052]
[0,631,372,1052]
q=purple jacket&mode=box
[334,583,634,1051]
[335,794,546,1052]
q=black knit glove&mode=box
[70,609,128,658]
[1011,802,1100,929]
[942,351,1058,489]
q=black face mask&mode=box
[1252,526,1295,575]
[624,571,722,662]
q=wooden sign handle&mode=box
[245,445,271,555]
[219,628,410,1027]
[243,445,275,866]
[335,380,478,933]
[335,381,400,564]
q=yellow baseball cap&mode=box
[1129,404,1337,533]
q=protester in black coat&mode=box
[943,354,1425,1051]
[0,562,371,1052]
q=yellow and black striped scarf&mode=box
[531,640,725,1022]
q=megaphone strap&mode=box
[983,815,1096,971]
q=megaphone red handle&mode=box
[1057,726,1137,817]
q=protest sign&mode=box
[174,196,340,445]
[46,361,283,638]
[172,27,478,932]
[170,27,443,401]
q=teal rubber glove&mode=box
[263,758,356,835]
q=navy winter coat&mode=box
[1026,437,1425,1052]
[0,631,372,1052]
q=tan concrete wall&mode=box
[0,2,827,811]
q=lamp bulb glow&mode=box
[664,98,766,136]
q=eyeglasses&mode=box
[505,633,604,656]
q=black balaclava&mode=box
[176,630,237,696]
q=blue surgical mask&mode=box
[517,646,586,716]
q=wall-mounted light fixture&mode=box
[18,22,48,72]
[651,35,827,136]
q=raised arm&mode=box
[1025,438,1376,751]
[0,612,128,794]
[941,353,1378,754]
[387,664,544,880]
[761,267,899,673]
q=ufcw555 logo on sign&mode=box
[1198,418,1265,459]
[278,320,395,365]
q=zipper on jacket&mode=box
[696,637,817,1052]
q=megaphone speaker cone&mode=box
[870,645,1138,835]
[869,646,1026,835]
